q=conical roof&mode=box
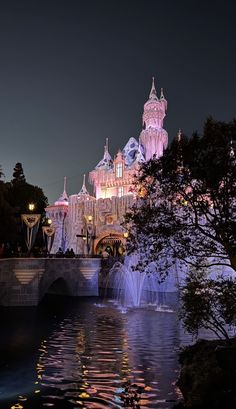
[77,174,95,201]
[122,137,145,166]
[95,138,113,170]
[78,174,89,196]
[148,77,158,101]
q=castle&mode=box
[46,79,168,255]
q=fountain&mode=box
[107,255,179,310]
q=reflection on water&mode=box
[0,296,191,408]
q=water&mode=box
[0,295,193,409]
[107,255,179,309]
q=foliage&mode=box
[0,181,16,244]
[0,162,48,251]
[12,162,26,185]
[0,164,4,180]
[179,266,236,340]
[7,181,48,215]
[124,118,236,278]
[176,338,236,409]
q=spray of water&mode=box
[108,255,176,311]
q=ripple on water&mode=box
[0,298,188,408]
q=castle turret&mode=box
[139,78,168,160]
[46,177,69,252]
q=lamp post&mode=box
[21,203,41,255]
[42,218,55,255]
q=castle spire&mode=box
[149,77,158,101]
[63,176,67,195]
[105,137,109,151]
[160,87,167,111]
[78,174,89,196]
[95,138,113,170]
[160,87,164,99]
[54,176,69,205]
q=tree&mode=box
[0,164,4,180]
[11,162,26,185]
[0,163,48,252]
[0,179,16,245]
[7,182,48,215]
[179,266,236,341]
[124,118,236,278]
[7,162,48,215]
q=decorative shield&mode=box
[42,226,55,237]
[21,214,41,228]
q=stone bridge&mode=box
[0,257,101,306]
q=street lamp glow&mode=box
[123,232,129,238]
[88,215,93,222]
[47,218,52,225]
[28,203,35,211]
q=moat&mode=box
[0,295,194,409]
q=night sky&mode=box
[0,0,236,203]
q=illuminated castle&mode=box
[46,79,168,255]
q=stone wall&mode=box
[0,258,101,306]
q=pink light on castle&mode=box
[140,77,168,160]
[46,78,169,255]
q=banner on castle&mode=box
[21,214,41,252]
[42,226,56,253]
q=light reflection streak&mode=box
[6,299,184,408]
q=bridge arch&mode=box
[39,272,74,301]
[44,277,70,296]
[0,258,101,306]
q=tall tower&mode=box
[139,78,168,160]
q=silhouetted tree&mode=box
[11,162,26,185]
[0,163,48,253]
[0,164,4,180]
[0,179,16,246]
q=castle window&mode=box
[118,186,124,197]
[116,163,123,178]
